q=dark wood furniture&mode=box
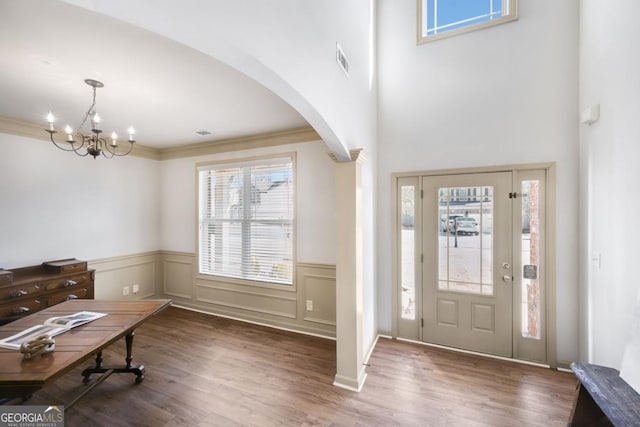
[570,362,640,426]
[0,299,171,404]
[0,259,94,325]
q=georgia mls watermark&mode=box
[0,406,64,427]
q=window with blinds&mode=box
[197,155,294,285]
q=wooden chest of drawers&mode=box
[0,259,94,325]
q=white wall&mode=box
[377,0,580,362]
[159,141,336,265]
[580,0,640,368]
[64,0,379,373]
[0,133,160,267]
[61,0,378,160]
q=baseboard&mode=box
[333,369,367,393]
[395,337,553,369]
[172,303,335,341]
[557,360,573,371]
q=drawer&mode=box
[47,287,91,306]
[0,282,47,302]
[0,298,46,318]
[0,270,12,286]
[45,274,89,292]
[57,262,87,274]
[44,259,87,274]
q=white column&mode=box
[331,149,366,391]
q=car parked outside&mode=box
[443,215,462,232]
[452,217,479,235]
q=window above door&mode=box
[417,0,518,44]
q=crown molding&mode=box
[328,148,363,163]
[0,116,320,161]
[0,115,161,160]
[0,115,48,141]
[157,126,321,160]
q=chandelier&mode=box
[45,79,135,159]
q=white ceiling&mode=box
[0,0,309,148]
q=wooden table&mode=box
[0,299,171,403]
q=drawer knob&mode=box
[65,280,77,287]
[12,306,30,314]
[65,294,78,301]
[9,290,28,298]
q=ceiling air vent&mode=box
[336,43,349,77]
[196,130,212,136]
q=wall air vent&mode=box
[336,43,349,77]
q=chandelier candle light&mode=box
[45,79,135,159]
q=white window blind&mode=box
[198,156,294,285]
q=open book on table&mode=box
[0,311,107,350]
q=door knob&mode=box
[502,275,512,283]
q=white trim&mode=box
[91,259,155,274]
[364,334,381,365]
[172,304,335,341]
[333,372,368,393]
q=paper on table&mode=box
[0,311,106,350]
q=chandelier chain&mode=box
[77,86,98,131]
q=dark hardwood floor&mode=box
[27,306,577,426]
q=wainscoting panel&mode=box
[89,252,157,300]
[162,254,195,300]
[299,264,336,326]
[196,282,297,319]
[158,252,336,337]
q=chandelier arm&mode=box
[47,131,89,156]
[74,136,92,157]
[104,141,135,157]
[100,137,115,158]
[98,138,113,159]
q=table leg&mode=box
[81,330,145,384]
[568,383,612,426]
[125,331,134,368]
[124,331,145,383]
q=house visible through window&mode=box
[198,155,294,285]
[418,0,518,43]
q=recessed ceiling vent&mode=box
[336,43,349,77]
[196,130,212,136]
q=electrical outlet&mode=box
[306,300,313,311]
[132,284,139,294]
[123,286,130,296]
